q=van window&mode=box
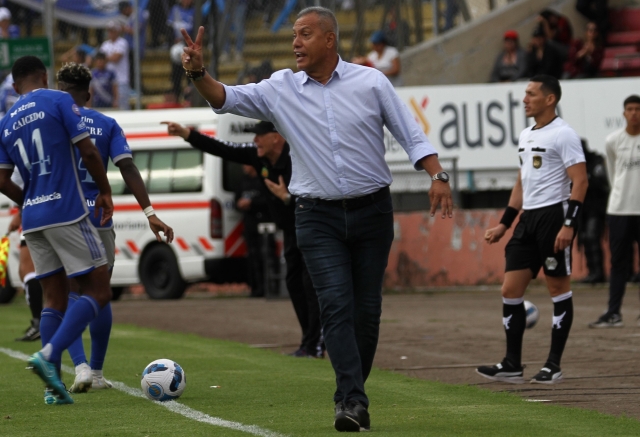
[107,149,203,195]
[222,160,244,192]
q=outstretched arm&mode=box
[116,158,174,243]
[181,27,227,109]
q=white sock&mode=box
[91,369,103,378]
[40,343,52,361]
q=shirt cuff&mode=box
[210,83,234,113]
[410,147,438,171]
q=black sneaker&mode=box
[476,359,524,384]
[334,400,370,432]
[531,363,563,384]
[15,318,40,342]
[588,313,623,328]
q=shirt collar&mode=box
[300,55,344,85]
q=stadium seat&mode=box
[606,31,640,46]
[604,45,639,58]
[599,55,640,77]
[609,8,640,32]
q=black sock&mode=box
[547,292,573,367]
[26,277,43,322]
[503,298,526,367]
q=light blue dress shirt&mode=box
[214,57,437,200]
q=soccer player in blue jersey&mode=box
[0,56,114,404]
[55,62,174,394]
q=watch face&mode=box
[438,172,449,182]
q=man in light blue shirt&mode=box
[181,6,453,432]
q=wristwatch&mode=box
[432,171,450,183]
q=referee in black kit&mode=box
[477,75,588,384]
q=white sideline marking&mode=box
[0,347,287,437]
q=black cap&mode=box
[243,121,277,135]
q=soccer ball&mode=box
[141,359,186,401]
[524,300,539,329]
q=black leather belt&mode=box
[311,186,390,210]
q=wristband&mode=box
[499,206,519,229]
[143,206,156,218]
[563,200,582,227]
[184,67,206,81]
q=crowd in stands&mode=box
[491,7,609,83]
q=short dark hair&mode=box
[530,74,562,103]
[56,62,92,91]
[623,95,640,107]
[297,6,340,45]
[94,51,107,61]
[11,56,46,82]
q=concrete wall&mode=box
[401,0,640,86]
[384,209,600,288]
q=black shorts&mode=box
[505,201,573,278]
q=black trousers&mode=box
[578,212,606,277]
[283,228,322,355]
[607,215,640,315]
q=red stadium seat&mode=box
[600,54,640,76]
[607,31,640,46]
[604,45,639,58]
[609,8,640,32]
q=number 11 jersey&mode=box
[0,89,90,233]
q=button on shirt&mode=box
[213,57,436,200]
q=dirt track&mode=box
[113,284,640,420]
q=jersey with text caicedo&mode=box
[0,89,90,233]
[75,107,132,230]
[518,117,585,210]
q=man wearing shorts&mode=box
[476,75,588,384]
[0,56,113,404]
[55,62,174,395]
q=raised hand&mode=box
[181,26,204,71]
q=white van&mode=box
[0,108,260,300]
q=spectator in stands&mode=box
[382,7,410,48]
[526,24,565,79]
[490,30,527,83]
[260,0,284,28]
[167,0,195,42]
[89,52,118,109]
[538,9,573,61]
[220,0,248,63]
[99,21,130,110]
[148,0,172,48]
[563,21,604,79]
[539,9,573,47]
[576,0,609,37]
[443,0,459,32]
[0,73,18,117]
[118,1,149,90]
[235,164,273,298]
[352,31,402,87]
[60,44,96,67]
[169,40,187,102]
[0,7,19,39]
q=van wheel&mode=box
[139,245,187,299]
[111,287,124,301]
[0,275,16,304]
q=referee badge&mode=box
[532,156,542,169]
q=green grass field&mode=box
[1,300,640,437]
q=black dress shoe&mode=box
[334,400,370,432]
[578,273,605,284]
